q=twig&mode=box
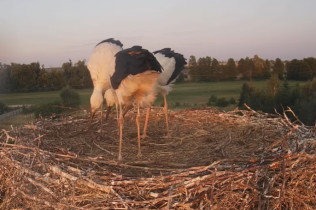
[93,141,115,156]
[26,177,58,199]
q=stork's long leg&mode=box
[142,107,151,138]
[136,101,142,158]
[118,103,123,161]
[100,103,103,131]
[163,94,170,138]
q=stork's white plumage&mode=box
[143,48,187,138]
[111,46,162,161]
[87,38,123,120]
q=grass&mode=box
[0,80,306,109]
[0,89,93,107]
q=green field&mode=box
[0,80,305,110]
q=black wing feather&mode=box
[111,46,162,89]
[96,38,123,47]
[154,48,187,85]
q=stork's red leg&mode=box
[163,95,170,138]
[118,103,123,161]
[100,103,103,132]
[136,102,142,158]
[142,107,151,138]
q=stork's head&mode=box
[90,89,103,120]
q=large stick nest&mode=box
[1,107,315,209]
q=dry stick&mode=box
[279,157,287,208]
[243,103,256,113]
[17,189,57,208]
[1,129,16,142]
[1,154,60,185]
[49,165,113,193]
[18,189,85,210]
[26,177,58,199]
[93,140,115,156]
[266,125,298,153]
[0,142,180,172]
[285,107,305,125]
[48,165,130,208]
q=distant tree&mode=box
[188,55,198,81]
[224,58,237,80]
[252,55,266,79]
[48,70,66,90]
[287,59,313,80]
[188,55,197,67]
[9,62,41,91]
[37,69,49,90]
[62,60,92,89]
[238,58,254,80]
[0,63,10,93]
[303,57,316,77]
[273,58,285,79]
[62,60,73,85]
[195,57,212,82]
[210,58,220,81]
[262,59,272,79]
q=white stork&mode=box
[87,38,123,121]
[110,46,162,161]
[142,48,187,138]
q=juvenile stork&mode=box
[142,48,187,138]
[111,46,162,161]
[87,38,123,121]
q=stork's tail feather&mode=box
[116,71,160,107]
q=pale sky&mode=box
[1,0,316,67]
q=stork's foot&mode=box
[137,151,142,159]
[141,133,148,139]
[163,133,170,139]
[118,154,122,161]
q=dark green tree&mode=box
[273,58,285,79]
[287,59,313,80]
[252,55,266,79]
[9,62,41,91]
[224,58,237,80]
[303,57,316,77]
[0,63,10,93]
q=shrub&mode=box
[0,102,8,114]
[34,102,62,118]
[216,97,229,107]
[207,95,217,106]
[60,87,80,108]
[229,97,236,104]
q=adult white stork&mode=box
[111,46,162,161]
[87,38,123,121]
[142,48,187,138]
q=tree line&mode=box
[188,55,316,81]
[0,60,92,93]
[1,56,316,93]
